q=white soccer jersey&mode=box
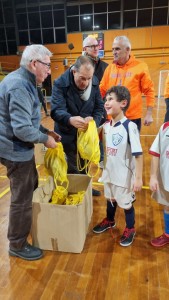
[149,122,169,192]
[101,116,143,189]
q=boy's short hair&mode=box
[105,86,130,112]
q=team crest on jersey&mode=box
[112,133,123,146]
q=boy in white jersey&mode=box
[149,122,169,247]
[93,86,143,246]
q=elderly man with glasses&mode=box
[83,36,108,83]
[0,44,61,261]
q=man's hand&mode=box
[69,116,89,131]
[48,130,61,142]
[143,107,153,126]
[44,135,57,149]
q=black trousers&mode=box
[0,156,38,250]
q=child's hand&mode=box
[133,178,143,192]
[149,176,159,191]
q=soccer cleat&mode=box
[93,217,116,234]
[120,227,136,247]
[151,233,169,247]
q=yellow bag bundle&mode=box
[65,191,85,205]
[44,142,85,205]
[44,142,69,204]
[51,186,68,205]
[44,142,68,187]
[77,119,100,177]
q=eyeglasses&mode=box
[85,44,99,50]
[36,60,51,69]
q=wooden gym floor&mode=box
[0,99,168,300]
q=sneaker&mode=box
[92,188,101,196]
[151,233,169,247]
[9,243,43,261]
[120,228,136,247]
[93,217,116,234]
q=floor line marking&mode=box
[0,187,10,199]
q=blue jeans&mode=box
[0,156,38,250]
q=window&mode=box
[67,5,79,16]
[67,16,79,32]
[108,0,121,12]
[53,10,65,27]
[138,0,152,9]
[154,0,168,6]
[41,11,53,28]
[124,0,137,10]
[42,28,54,44]
[6,27,16,40]
[94,14,107,30]
[124,11,136,28]
[4,9,14,24]
[19,31,29,45]
[30,29,42,44]
[0,27,5,40]
[80,4,93,15]
[17,14,28,30]
[108,12,120,29]
[28,13,40,29]
[137,9,152,27]
[55,28,66,43]
[7,41,17,54]
[0,41,7,55]
[94,2,107,13]
[80,15,93,31]
[153,8,168,25]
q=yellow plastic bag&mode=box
[44,142,69,188]
[65,191,85,205]
[77,119,100,177]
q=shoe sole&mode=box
[9,249,43,261]
[120,232,136,247]
[93,223,116,234]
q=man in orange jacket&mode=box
[99,36,155,131]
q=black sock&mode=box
[124,205,135,229]
[107,200,117,221]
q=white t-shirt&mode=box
[149,122,169,192]
[101,116,143,189]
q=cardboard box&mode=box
[32,174,93,253]
[34,143,47,164]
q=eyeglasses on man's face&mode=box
[36,60,51,69]
[85,44,99,50]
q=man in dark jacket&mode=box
[51,56,104,196]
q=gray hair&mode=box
[83,36,97,47]
[113,36,131,50]
[20,44,52,67]
[72,55,94,72]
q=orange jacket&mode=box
[164,73,169,98]
[99,55,155,120]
